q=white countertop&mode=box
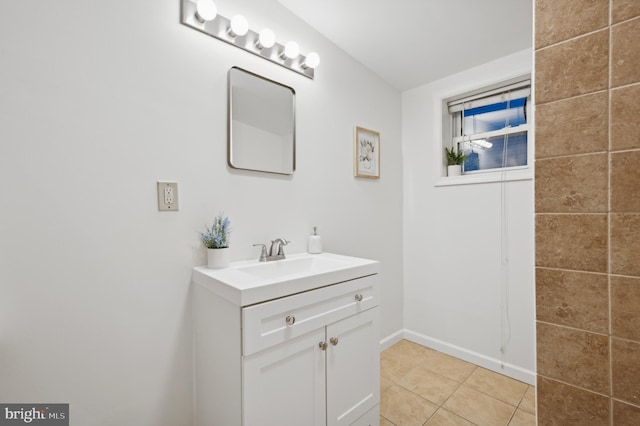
[192,252,379,306]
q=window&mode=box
[447,79,530,175]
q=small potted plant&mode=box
[200,213,231,269]
[445,146,467,176]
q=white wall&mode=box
[0,1,403,424]
[402,49,536,384]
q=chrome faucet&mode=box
[253,238,290,262]
[252,244,268,262]
[269,238,290,260]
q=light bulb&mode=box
[229,15,248,37]
[282,41,300,59]
[257,28,275,49]
[195,0,217,23]
[303,52,320,69]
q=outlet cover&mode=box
[157,181,179,211]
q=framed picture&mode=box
[354,126,380,178]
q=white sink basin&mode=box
[236,255,351,279]
[192,252,379,306]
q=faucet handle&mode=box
[253,244,268,262]
[277,239,290,255]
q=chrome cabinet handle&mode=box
[355,293,363,302]
[319,341,328,350]
[330,337,339,346]
[285,315,295,326]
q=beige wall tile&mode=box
[611,151,640,213]
[536,376,610,425]
[611,85,640,151]
[611,275,640,341]
[463,367,528,406]
[536,30,608,104]
[612,18,640,87]
[535,0,609,48]
[613,399,640,425]
[536,322,609,393]
[535,153,608,213]
[612,338,640,405]
[442,385,515,426]
[611,214,640,277]
[613,0,640,23]
[535,92,608,158]
[535,214,608,272]
[536,268,608,333]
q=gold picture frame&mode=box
[354,126,380,179]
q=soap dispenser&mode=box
[307,226,322,254]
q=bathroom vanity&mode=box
[192,252,380,426]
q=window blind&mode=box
[448,80,531,113]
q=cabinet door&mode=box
[326,307,380,426]
[243,327,326,426]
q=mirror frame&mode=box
[227,67,296,175]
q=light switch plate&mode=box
[157,181,179,211]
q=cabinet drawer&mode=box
[242,274,378,356]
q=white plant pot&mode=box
[207,248,229,269]
[447,165,462,176]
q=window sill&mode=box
[434,168,532,187]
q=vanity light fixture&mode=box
[228,15,249,38]
[281,41,300,60]
[302,52,320,69]
[180,0,319,79]
[256,29,275,49]
[195,0,217,22]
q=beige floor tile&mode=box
[425,408,475,425]
[380,415,395,426]
[443,385,516,426]
[380,373,394,393]
[381,353,416,383]
[381,340,428,382]
[518,386,536,414]
[384,339,431,360]
[417,348,477,382]
[508,409,536,426]
[464,367,528,406]
[380,384,439,426]
[397,365,460,405]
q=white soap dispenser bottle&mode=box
[307,226,322,254]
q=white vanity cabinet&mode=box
[192,253,380,426]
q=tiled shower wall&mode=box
[534,0,640,424]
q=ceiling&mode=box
[277,0,533,91]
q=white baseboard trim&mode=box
[379,329,404,352]
[381,329,536,386]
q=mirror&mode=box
[228,67,296,175]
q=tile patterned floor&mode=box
[380,340,536,426]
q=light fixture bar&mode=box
[180,0,315,79]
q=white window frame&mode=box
[435,75,533,187]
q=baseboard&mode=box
[379,329,404,352]
[381,329,536,385]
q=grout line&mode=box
[536,150,609,161]
[536,319,610,337]
[538,373,611,399]
[535,27,609,52]
[534,88,608,108]
[608,4,614,424]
